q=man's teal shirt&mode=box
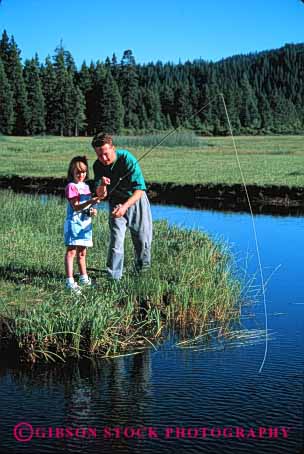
[93,149,146,204]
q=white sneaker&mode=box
[79,277,92,287]
[66,281,82,294]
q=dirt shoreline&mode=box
[1,175,304,215]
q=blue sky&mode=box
[0,0,303,66]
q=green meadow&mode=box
[0,191,241,362]
[0,134,304,186]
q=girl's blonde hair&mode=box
[67,156,89,182]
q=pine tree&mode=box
[173,82,192,128]
[53,46,87,136]
[102,70,123,133]
[5,36,30,134]
[239,74,261,130]
[105,56,111,68]
[63,72,86,136]
[63,71,78,136]
[23,56,45,134]
[90,68,123,134]
[143,87,163,130]
[0,30,10,68]
[72,85,87,136]
[165,113,173,129]
[86,61,105,135]
[111,53,119,80]
[52,45,69,135]
[269,89,296,133]
[199,69,219,134]
[52,44,83,136]
[78,61,93,93]
[41,56,57,133]
[78,61,93,135]
[0,57,14,134]
[223,86,241,133]
[258,94,273,132]
[138,102,149,130]
[160,84,175,128]
[188,80,202,130]
[64,50,77,76]
[119,49,139,129]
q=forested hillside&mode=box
[0,30,303,136]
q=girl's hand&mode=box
[92,196,101,204]
[91,208,98,217]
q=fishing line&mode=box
[98,92,268,373]
[219,93,268,374]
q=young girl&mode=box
[64,156,109,292]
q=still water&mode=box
[0,204,303,454]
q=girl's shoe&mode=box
[79,277,92,287]
[66,281,82,294]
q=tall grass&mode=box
[113,131,202,148]
[0,191,241,362]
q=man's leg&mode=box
[129,193,153,272]
[107,213,127,280]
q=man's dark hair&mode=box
[91,133,113,149]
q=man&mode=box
[92,133,152,280]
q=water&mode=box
[1,204,303,454]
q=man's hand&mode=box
[102,177,111,185]
[111,190,144,218]
[91,208,98,217]
[112,203,127,218]
[96,177,110,198]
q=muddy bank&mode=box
[1,175,304,215]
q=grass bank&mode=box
[0,135,304,187]
[0,191,241,362]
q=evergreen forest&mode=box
[0,30,303,136]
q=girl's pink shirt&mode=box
[65,182,91,200]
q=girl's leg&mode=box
[65,246,76,278]
[76,246,87,276]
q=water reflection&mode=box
[1,353,154,454]
[1,339,303,454]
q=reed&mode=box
[0,191,241,362]
[113,131,202,148]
